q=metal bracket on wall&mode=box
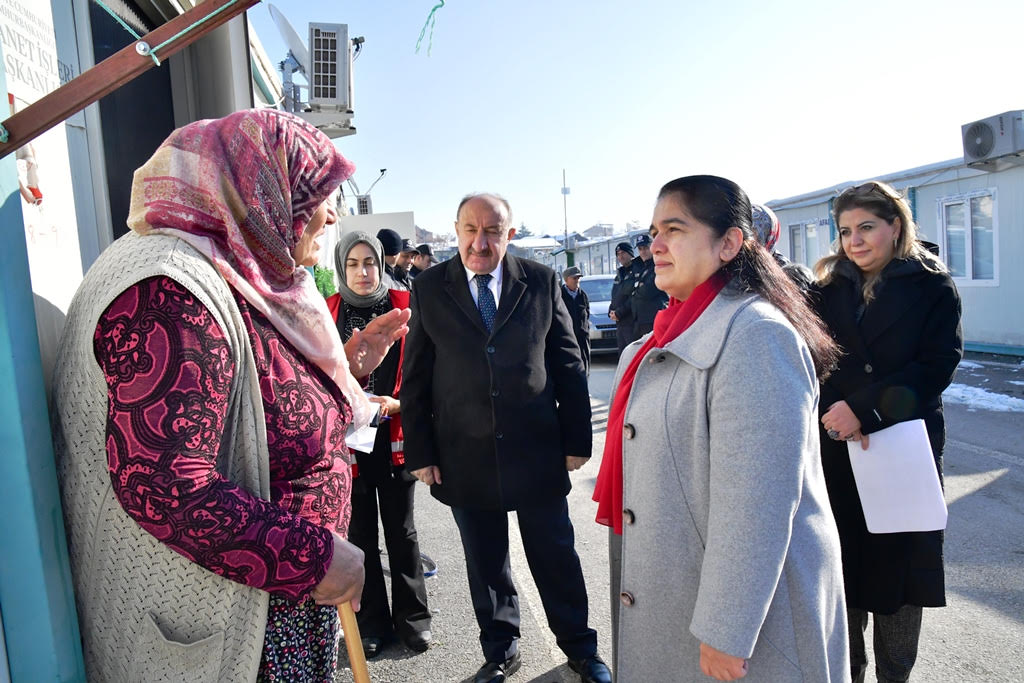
[0,0,261,159]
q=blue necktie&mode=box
[475,274,497,331]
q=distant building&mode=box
[583,223,615,238]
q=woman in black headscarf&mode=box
[326,231,432,659]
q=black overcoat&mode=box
[812,257,962,614]
[401,253,592,510]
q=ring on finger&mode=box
[827,428,840,440]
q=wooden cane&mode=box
[339,602,371,683]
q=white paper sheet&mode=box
[847,419,948,534]
[345,423,378,454]
[345,392,380,453]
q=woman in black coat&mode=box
[812,180,963,683]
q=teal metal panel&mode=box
[827,197,836,242]
[0,41,86,682]
[964,341,1024,357]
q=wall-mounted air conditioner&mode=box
[356,195,373,215]
[308,22,352,112]
[962,110,1024,169]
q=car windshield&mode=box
[580,278,614,302]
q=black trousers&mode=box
[451,497,598,664]
[616,320,639,354]
[633,321,654,338]
[347,469,431,640]
[848,605,923,683]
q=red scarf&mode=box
[593,271,729,534]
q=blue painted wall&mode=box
[0,42,86,682]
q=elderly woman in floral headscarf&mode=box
[51,110,409,683]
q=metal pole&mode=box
[561,169,572,267]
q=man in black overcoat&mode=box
[560,265,591,376]
[608,241,639,353]
[401,194,610,683]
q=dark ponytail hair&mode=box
[658,175,839,379]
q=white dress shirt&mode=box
[464,263,503,311]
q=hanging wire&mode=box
[415,0,445,56]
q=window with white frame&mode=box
[939,190,996,282]
[788,222,819,267]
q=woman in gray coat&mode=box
[594,175,849,682]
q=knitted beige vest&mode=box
[51,233,271,682]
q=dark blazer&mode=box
[560,284,591,369]
[812,256,962,614]
[401,253,592,510]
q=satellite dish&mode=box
[269,3,310,75]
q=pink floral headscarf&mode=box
[126,109,374,429]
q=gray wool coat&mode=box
[611,287,850,682]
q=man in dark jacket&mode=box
[401,193,610,683]
[609,241,640,353]
[376,229,412,290]
[560,265,591,375]
[409,243,439,278]
[629,234,668,338]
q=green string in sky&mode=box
[415,0,445,56]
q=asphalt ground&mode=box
[336,352,1024,682]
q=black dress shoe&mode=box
[361,636,386,660]
[568,655,612,683]
[402,629,432,653]
[474,651,522,683]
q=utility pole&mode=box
[561,168,573,267]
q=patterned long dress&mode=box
[94,275,353,682]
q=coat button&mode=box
[864,363,873,373]
[620,591,635,607]
[623,508,636,525]
[495,432,503,440]
[487,346,496,354]
[623,423,636,439]
[491,389,499,397]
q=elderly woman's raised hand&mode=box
[344,307,411,379]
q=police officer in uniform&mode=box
[629,234,667,338]
[608,241,640,353]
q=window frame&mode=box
[936,187,999,287]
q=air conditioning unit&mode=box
[308,22,352,112]
[962,110,1024,168]
[356,195,373,215]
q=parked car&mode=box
[579,273,617,355]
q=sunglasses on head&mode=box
[842,181,898,201]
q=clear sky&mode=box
[249,0,1024,237]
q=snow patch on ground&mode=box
[943,383,1024,412]
[958,360,985,370]
[1009,380,1024,387]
